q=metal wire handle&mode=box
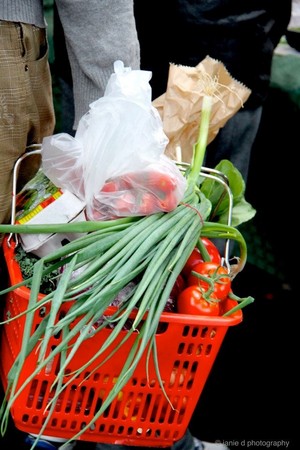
[175,161,233,269]
[8,145,42,246]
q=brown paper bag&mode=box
[153,56,251,163]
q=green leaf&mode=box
[200,159,256,227]
[217,197,256,227]
[215,159,246,199]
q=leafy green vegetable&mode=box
[199,159,256,227]
[14,245,59,294]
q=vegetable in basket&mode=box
[0,92,255,447]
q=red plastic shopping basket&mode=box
[0,236,242,447]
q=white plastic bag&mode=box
[42,133,85,200]
[42,61,187,220]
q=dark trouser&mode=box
[0,21,55,238]
[204,105,263,184]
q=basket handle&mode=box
[8,145,42,247]
[176,162,233,269]
[200,167,233,269]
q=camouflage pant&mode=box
[0,21,55,243]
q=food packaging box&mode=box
[15,170,86,257]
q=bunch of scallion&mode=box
[0,94,250,447]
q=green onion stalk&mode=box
[0,94,249,447]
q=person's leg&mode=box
[0,21,55,242]
[53,3,75,136]
[203,105,263,257]
[205,106,263,184]
[57,76,75,136]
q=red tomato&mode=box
[202,237,222,263]
[181,248,202,279]
[114,191,136,215]
[101,180,119,192]
[177,286,220,316]
[187,262,231,301]
[147,171,177,193]
[220,297,238,316]
[119,173,149,190]
[182,238,221,279]
[139,192,156,215]
[158,191,178,211]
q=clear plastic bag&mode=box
[42,61,186,220]
[42,133,85,200]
